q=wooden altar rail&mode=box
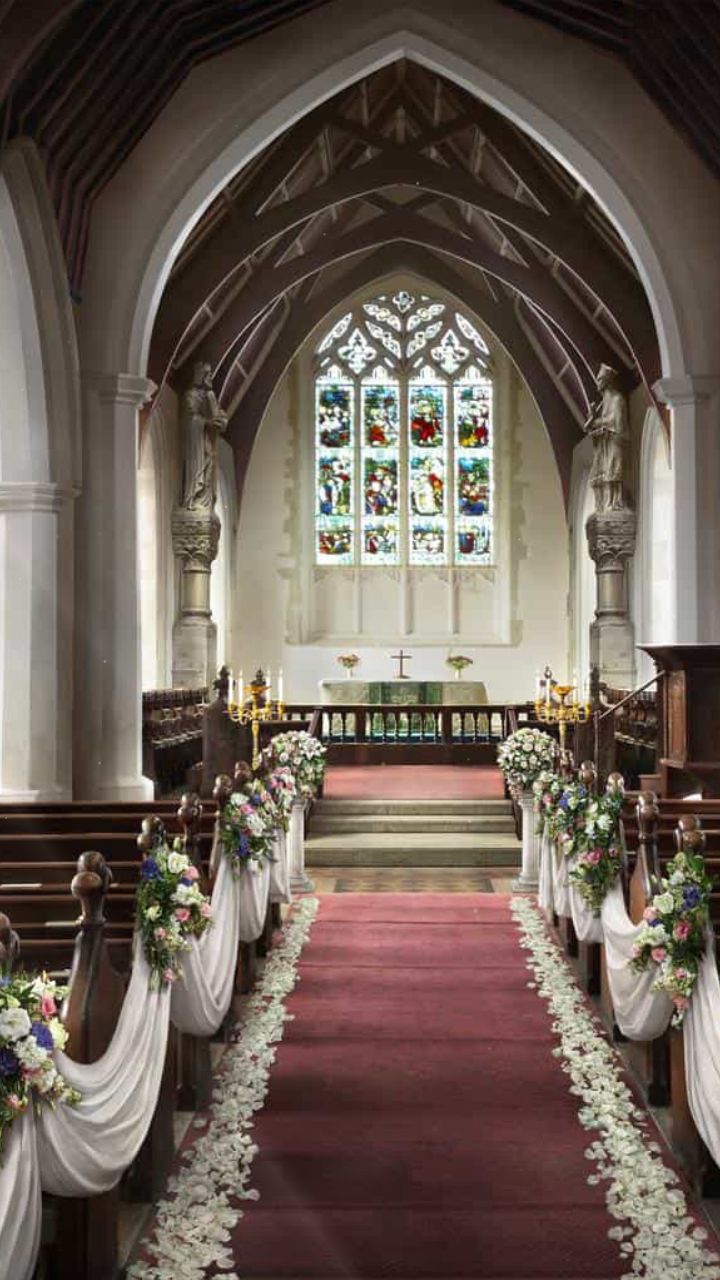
[313,702,535,766]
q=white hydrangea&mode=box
[0,1006,32,1042]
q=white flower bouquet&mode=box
[497,726,556,791]
[265,730,327,800]
[0,972,81,1151]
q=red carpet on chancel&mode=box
[232,893,626,1279]
[323,765,505,800]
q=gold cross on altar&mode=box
[391,648,412,679]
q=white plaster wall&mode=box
[233,329,568,704]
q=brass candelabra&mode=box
[535,682,590,752]
[227,677,285,767]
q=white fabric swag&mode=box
[170,852,241,1036]
[238,855,271,943]
[269,830,292,905]
[600,882,673,1041]
[2,1108,42,1280]
[37,936,172,1197]
[684,938,720,1170]
[550,839,572,916]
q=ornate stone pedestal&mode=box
[172,507,220,688]
[586,508,636,687]
[512,791,539,892]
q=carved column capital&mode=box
[585,509,636,570]
[171,506,221,569]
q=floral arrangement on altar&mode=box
[266,731,327,800]
[631,849,713,1025]
[220,786,275,875]
[497,726,556,792]
[336,652,360,675]
[568,788,625,914]
[445,654,474,677]
[0,972,81,1151]
[137,842,212,987]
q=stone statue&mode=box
[180,362,227,511]
[583,364,630,513]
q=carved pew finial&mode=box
[579,760,597,793]
[636,790,660,897]
[606,771,625,799]
[675,814,707,859]
[137,815,167,858]
[178,791,203,868]
[213,773,233,810]
[233,759,253,791]
[71,850,113,925]
[0,911,20,975]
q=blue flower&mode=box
[180,876,193,887]
[560,794,569,810]
[0,977,10,988]
[237,834,251,860]
[248,794,261,807]
[30,1022,54,1051]
[683,885,701,910]
[140,857,161,881]
[0,1047,19,1077]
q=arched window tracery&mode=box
[314,290,494,568]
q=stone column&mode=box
[288,800,314,892]
[654,376,720,642]
[0,482,75,800]
[74,373,155,801]
[586,508,636,686]
[171,507,220,687]
[513,791,539,892]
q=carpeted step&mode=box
[310,814,516,834]
[305,831,520,867]
[313,798,512,816]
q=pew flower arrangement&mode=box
[0,973,81,1153]
[497,727,556,793]
[546,780,591,857]
[267,730,327,800]
[137,842,212,988]
[263,766,297,832]
[532,770,563,836]
[568,789,625,913]
[221,787,275,874]
[631,849,713,1025]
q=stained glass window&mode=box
[314,293,495,567]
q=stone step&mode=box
[310,814,516,834]
[313,798,511,817]
[305,831,520,867]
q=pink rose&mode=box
[184,866,199,882]
[154,926,166,941]
[585,848,602,865]
[242,805,254,816]
[162,968,176,984]
[6,1094,24,1112]
[643,907,658,923]
[673,995,689,1011]
[673,920,691,941]
[651,946,667,964]
[200,903,212,918]
[175,907,190,923]
[40,994,57,1018]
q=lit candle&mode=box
[238,670,243,705]
[226,670,233,703]
[266,667,272,699]
[278,667,284,704]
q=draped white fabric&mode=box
[538,829,555,913]
[551,840,572,916]
[1,1108,41,1280]
[600,883,672,1040]
[684,940,720,1169]
[170,853,240,1036]
[36,937,171,1196]
[568,878,605,943]
[269,830,292,905]
[238,857,270,943]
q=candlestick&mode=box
[278,667,284,704]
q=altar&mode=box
[318,679,488,706]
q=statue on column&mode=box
[180,362,227,511]
[583,364,630,513]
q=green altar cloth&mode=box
[318,679,487,705]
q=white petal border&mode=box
[127,895,320,1280]
[511,896,720,1280]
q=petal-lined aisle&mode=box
[225,894,638,1278]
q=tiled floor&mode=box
[310,866,516,894]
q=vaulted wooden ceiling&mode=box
[1,0,718,302]
[150,59,658,502]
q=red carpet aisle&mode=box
[230,893,627,1279]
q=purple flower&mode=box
[180,876,193,887]
[140,857,161,881]
[249,794,262,808]
[0,1047,19,1077]
[0,976,10,988]
[30,1022,54,1051]
[237,834,251,859]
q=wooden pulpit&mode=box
[641,645,720,797]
